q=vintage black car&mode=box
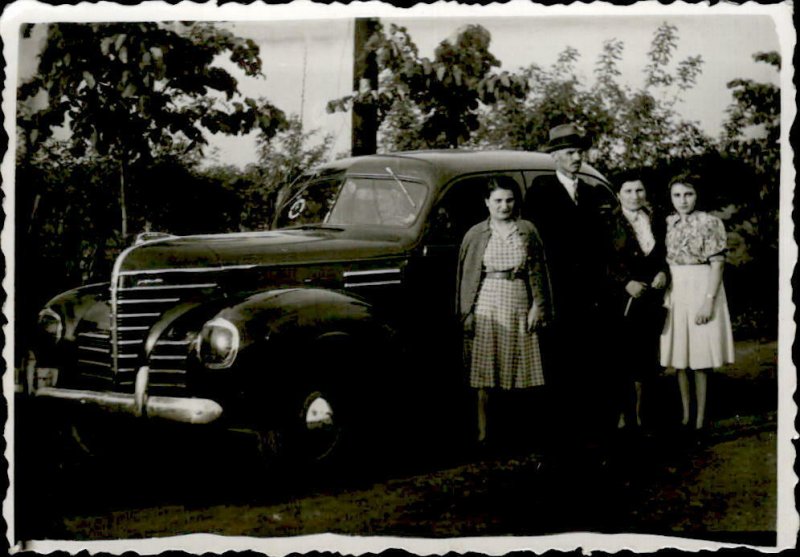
[23,150,613,465]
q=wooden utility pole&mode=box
[352,18,379,156]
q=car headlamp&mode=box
[197,317,240,369]
[37,308,63,344]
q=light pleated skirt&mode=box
[660,264,735,370]
[470,278,545,389]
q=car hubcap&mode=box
[305,396,334,430]
[302,392,339,461]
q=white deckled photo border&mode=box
[1,0,796,554]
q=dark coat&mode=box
[455,218,552,326]
[523,173,614,323]
[607,206,669,363]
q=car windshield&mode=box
[274,174,427,229]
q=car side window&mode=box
[426,172,525,246]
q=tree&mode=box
[471,45,610,151]
[200,115,334,231]
[472,23,710,175]
[722,51,780,213]
[18,22,288,239]
[717,52,781,337]
[328,22,528,149]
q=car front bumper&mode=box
[33,366,223,425]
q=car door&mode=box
[405,172,526,340]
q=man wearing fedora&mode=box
[525,123,617,457]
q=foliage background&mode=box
[16,20,780,353]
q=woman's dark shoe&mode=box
[692,426,709,446]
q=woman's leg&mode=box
[694,369,708,429]
[677,369,691,426]
[634,380,643,427]
[477,388,489,443]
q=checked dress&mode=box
[470,222,545,389]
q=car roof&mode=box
[315,149,609,186]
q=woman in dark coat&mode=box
[455,176,552,444]
[608,171,669,429]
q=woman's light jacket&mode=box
[455,218,553,326]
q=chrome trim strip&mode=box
[118,326,150,331]
[134,366,149,417]
[121,283,217,292]
[111,241,150,375]
[118,339,144,345]
[136,278,164,286]
[119,265,256,276]
[344,280,403,288]
[150,355,185,361]
[77,332,109,339]
[78,359,111,368]
[78,346,109,354]
[117,258,410,276]
[77,371,113,381]
[118,312,161,318]
[155,340,191,346]
[342,268,401,278]
[117,298,180,304]
[148,369,187,374]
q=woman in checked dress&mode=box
[660,175,735,431]
[456,176,551,444]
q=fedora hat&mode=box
[544,123,592,152]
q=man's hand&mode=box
[651,271,667,290]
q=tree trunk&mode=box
[119,160,128,240]
[352,18,379,156]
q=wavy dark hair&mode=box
[485,175,522,200]
[485,175,523,217]
[668,173,709,212]
[611,169,647,193]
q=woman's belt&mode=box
[483,269,527,280]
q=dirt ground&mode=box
[15,340,779,547]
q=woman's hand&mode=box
[463,312,475,336]
[625,280,648,298]
[527,305,544,332]
[695,299,715,325]
[651,271,667,290]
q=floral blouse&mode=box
[665,211,727,265]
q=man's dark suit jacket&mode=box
[524,173,616,432]
[524,173,613,325]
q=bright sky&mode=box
[207,13,781,168]
[13,8,785,169]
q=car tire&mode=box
[254,338,363,478]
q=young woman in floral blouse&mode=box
[660,175,735,431]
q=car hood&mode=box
[118,228,412,273]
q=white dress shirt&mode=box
[622,207,656,255]
[555,170,579,204]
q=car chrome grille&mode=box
[66,270,223,394]
[112,271,220,394]
[75,329,116,391]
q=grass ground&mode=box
[16,340,779,547]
